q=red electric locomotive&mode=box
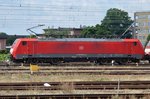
[10,38,144,64]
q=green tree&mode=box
[101,8,133,36]
[81,8,133,38]
[29,34,36,38]
[80,26,96,37]
[95,24,111,38]
[6,35,17,46]
[0,32,8,38]
[145,34,150,47]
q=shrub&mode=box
[0,54,9,62]
[0,50,9,54]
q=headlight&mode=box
[145,48,150,55]
[10,48,13,54]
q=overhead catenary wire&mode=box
[0,2,144,13]
[0,3,103,26]
[0,0,144,29]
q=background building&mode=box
[135,12,150,46]
[0,36,7,50]
[43,27,83,37]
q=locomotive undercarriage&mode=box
[96,58,139,65]
[11,56,140,65]
[144,55,150,63]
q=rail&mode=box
[1,81,150,90]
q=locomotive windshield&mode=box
[11,39,18,48]
[147,41,150,46]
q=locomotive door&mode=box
[27,41,38,58]
[32,41,38,58]
[126,42,132,57]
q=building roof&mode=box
[0,35,7,39]
[43,27,84,31]
[8,35,29,38]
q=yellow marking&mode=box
[30,64,40,74]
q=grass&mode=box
[0,90,150,98]
[0,72,150,97]
[0,54,9,62]
[1,64,150,96]
[1,73,150,82]
[61,82,74,93]
[111,95,150,99]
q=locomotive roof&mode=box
[18,38,139,42]
[38,38,121,41]
[38,38,139,42]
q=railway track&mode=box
[1,61,150,75]
[0,61,150,67]
[1,94,149,99]
[1,81,150,90]
[1,66,150,75]
[1,81,150,98]
[1,71,150,75]
[2,66,150,70]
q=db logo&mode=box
[79,46,84,50]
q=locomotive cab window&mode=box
[22,41,27,46]
[133,42,137,46]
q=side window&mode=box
[22,41,27,46]
[133,42,137,46]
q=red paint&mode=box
[11,38,145,59]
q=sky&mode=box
[0,0,150,35]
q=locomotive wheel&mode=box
[95,60,103,65]
[30,59,38,64]
[50,59,61,65]
[24,59,32,64]
[100,59,111,64]
[116,59,128,65]
[96,59,111,65]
